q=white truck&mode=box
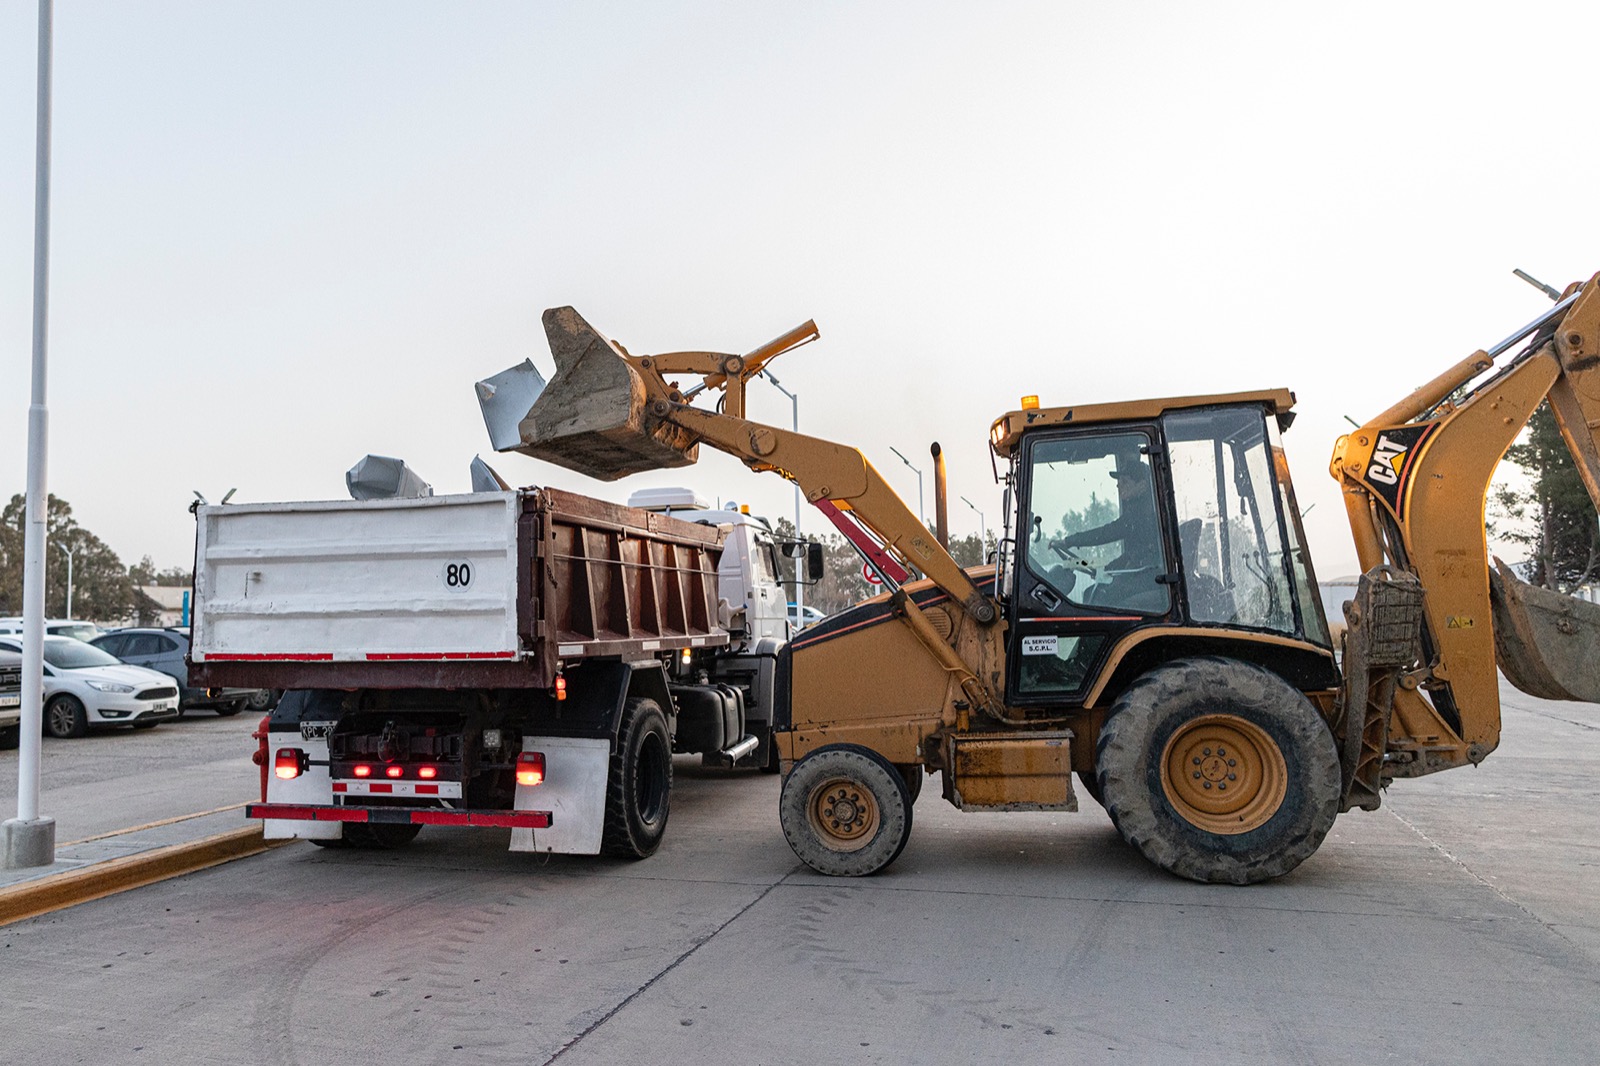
[192,485,817,858]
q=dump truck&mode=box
[479,277,1600,883]
[191,483,812,857]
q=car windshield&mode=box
[42,640,124,670]
[50,623,102,641]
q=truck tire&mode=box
[1096,656,1340,885]
[45,695,89,739]
[215,701,244,718]
[780,744,913,877]
[601,698,672,859]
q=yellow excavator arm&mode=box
[1331,273,1600,774]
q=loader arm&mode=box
[1331,274,1600,775]
[516,306,998,627]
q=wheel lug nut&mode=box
[1203,748,1212,756]
[1193,771,1201,779]
[1227,773,1236,781]
[1217,748,1226,756]
[1227,759,1236,767]
[1192,757,1202,765]
[1203,782,1212,789]
[1218,783,1227,791]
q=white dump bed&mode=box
[192,493,521,664]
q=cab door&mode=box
[1006,426,1177,705]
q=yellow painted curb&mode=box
[0,825,293,927]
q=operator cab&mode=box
[992,392,1333,704]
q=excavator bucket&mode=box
[477,307,699,481]
[1488,559,1600,704]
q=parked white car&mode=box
[0,617,106,642]
[0,636,180,737]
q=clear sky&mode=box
[4,1,1599,582]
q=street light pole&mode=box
[63,544,75,620]
[960,495,987,548]
[5,0,56,870]
[889,446,925,528]
[760,369,804,622]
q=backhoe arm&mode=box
[1330,274,1600,775]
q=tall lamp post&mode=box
[889,446,925,527]
[6,0,56,870]
[960,495,987,551]
[62,543,75,619]
[760,369,804,621]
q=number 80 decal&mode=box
[443,562,473,589]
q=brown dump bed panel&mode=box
[529,488,729,682]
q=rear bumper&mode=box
[247,803,551,829]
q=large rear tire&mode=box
[1097,656,1340,885]
[600,698,672,859]
[781,744,913,877]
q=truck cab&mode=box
[626,488,792,648]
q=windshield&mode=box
[50,623,102,642]
[43,640,124,670]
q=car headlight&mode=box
[87,681,136,693]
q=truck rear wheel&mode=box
[1097,656,1340,885]
[781,744,913,877]
[601,698,672,859]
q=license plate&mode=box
[0,694,19,708]
[157,701,176,711]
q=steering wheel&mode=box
[1050,539,1097,577]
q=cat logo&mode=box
[1366,434,1409,486]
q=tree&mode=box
[0,494,139,621]
[130,555,191,587]
[1495,402,1600,592]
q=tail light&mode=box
[515,752,545,787]
[353,764,372,778]
[418,766,438,780]
[385,765,404,779]
[274,748,306,780]
[554,675,567,702]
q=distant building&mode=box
[136,586,192,628]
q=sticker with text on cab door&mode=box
[1021,635,1059,656]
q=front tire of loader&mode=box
[1097,656,1340,885]
[781,744,913,877]
[600,698,672,859]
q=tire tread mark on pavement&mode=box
[539,872,791,1065]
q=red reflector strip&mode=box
[248,804,550,828]
[363,651,519,661]
[247,804,370,823]
[415,784,439,795]
[368,783,392,793]
[332,783,347,793]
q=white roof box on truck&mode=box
[627,487,709,512]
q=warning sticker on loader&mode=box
[1021,635,1059,656]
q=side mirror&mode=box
[806,542,824,581]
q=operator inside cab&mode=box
[1029,436,1168,615]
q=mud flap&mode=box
[508,736,609,855]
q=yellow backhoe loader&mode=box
[479,275,1600,884]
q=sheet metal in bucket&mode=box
[477,307,699,481]
[1489,559,1600,704]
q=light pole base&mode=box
[2,817,56,869]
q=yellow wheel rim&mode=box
[1160,714,1287,835]
[805,776,881,853]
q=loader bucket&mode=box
[1488,559,1600,704]
[485,306,699,481]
